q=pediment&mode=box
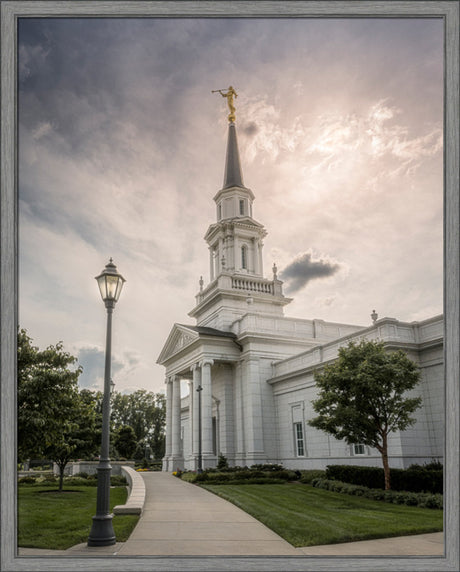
[157,324,199,364]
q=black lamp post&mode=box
[196,384,203,474]
[88,258,125,547]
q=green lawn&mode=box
[18,485,139,550]
[201,483,443,547]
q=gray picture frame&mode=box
[1,1,458,571]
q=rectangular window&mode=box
[241,245,247,269]
[294,422,305,456]
[239,199,245,215]
[353,444,366,455]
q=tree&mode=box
[308,340,422,490]
[111,389,166,459]
[45,391,98,491]
[18,328,81,460]
[114,425,137,459]
[18,328,98,490]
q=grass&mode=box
[201,483,443,547]
[18,485,139,550]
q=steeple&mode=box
[223,122,245,189]
[188,89,292,329]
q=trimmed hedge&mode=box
[299,470,327,484]
[186,468,298,484]
[325,464,443,494]
[19,474,127,487]
[311,478,443,510]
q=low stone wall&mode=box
[113,466,146,515]
[53,460,135,476]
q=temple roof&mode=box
[177,324,237,339]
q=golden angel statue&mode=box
[212,86,238,122]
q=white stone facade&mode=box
[157,120,444,473]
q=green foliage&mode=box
[111,390,166,459]
[186,466,297,484]
[18,328,99,491]
[299,470,327,484]
[18,476,36,485]
[110,474,128,486]
[309,339,422,489]
[114,425,137,459]
[250,463,284,472]
[326,465,385,488]
[325,464,443,494]
[310,478,443,509]
[18,329,83,459]
[217,454,229,470]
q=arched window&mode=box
[241,245,248,269]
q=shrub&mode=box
[217,454,229,470]
[310,478,442,509]
[74,472,89,479]
[64,477,96,486]
[325,464,443,494]
[250,463,284,472]
[404,492,419,506]
[36,474,57,484]
[110,475,128,486]
[299,470,326,484]
[326,465,384,489]
[18,476,36,484]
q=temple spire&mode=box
[223,122,244,189]
[212,86,244,189]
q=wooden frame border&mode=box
[2,2,458,570]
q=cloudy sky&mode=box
[18,17,443,395]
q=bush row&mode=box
[311,478,443,509]
[299,470,327,484]
[325,464,443,494]
[184,468,298,484]
[18,473,127,486]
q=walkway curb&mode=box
[113,466,145,515]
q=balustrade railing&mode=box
[231,277,274,294]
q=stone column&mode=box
[209,247,214,281]
[163,378,173,470]
[171,375,183,468]
[219,365,235,460]
[213,397,221,456]
[258,240,264,276]
[243,357,266,464]
[234,236,239,270]
[252,238,258,275]
[191,364,201,461]
[201,359,214,460]
[187,379,194,462]
[234,361,245,465]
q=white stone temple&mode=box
[158,107,443,473]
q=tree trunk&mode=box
[58,463,65,492]
[380,435,391,490]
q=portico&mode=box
[158,324,242,471]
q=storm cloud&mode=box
[280,252,340,294]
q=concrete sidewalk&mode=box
[19,471,443,557]
[117,471,299,555]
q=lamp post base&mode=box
[87,515,116,547]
